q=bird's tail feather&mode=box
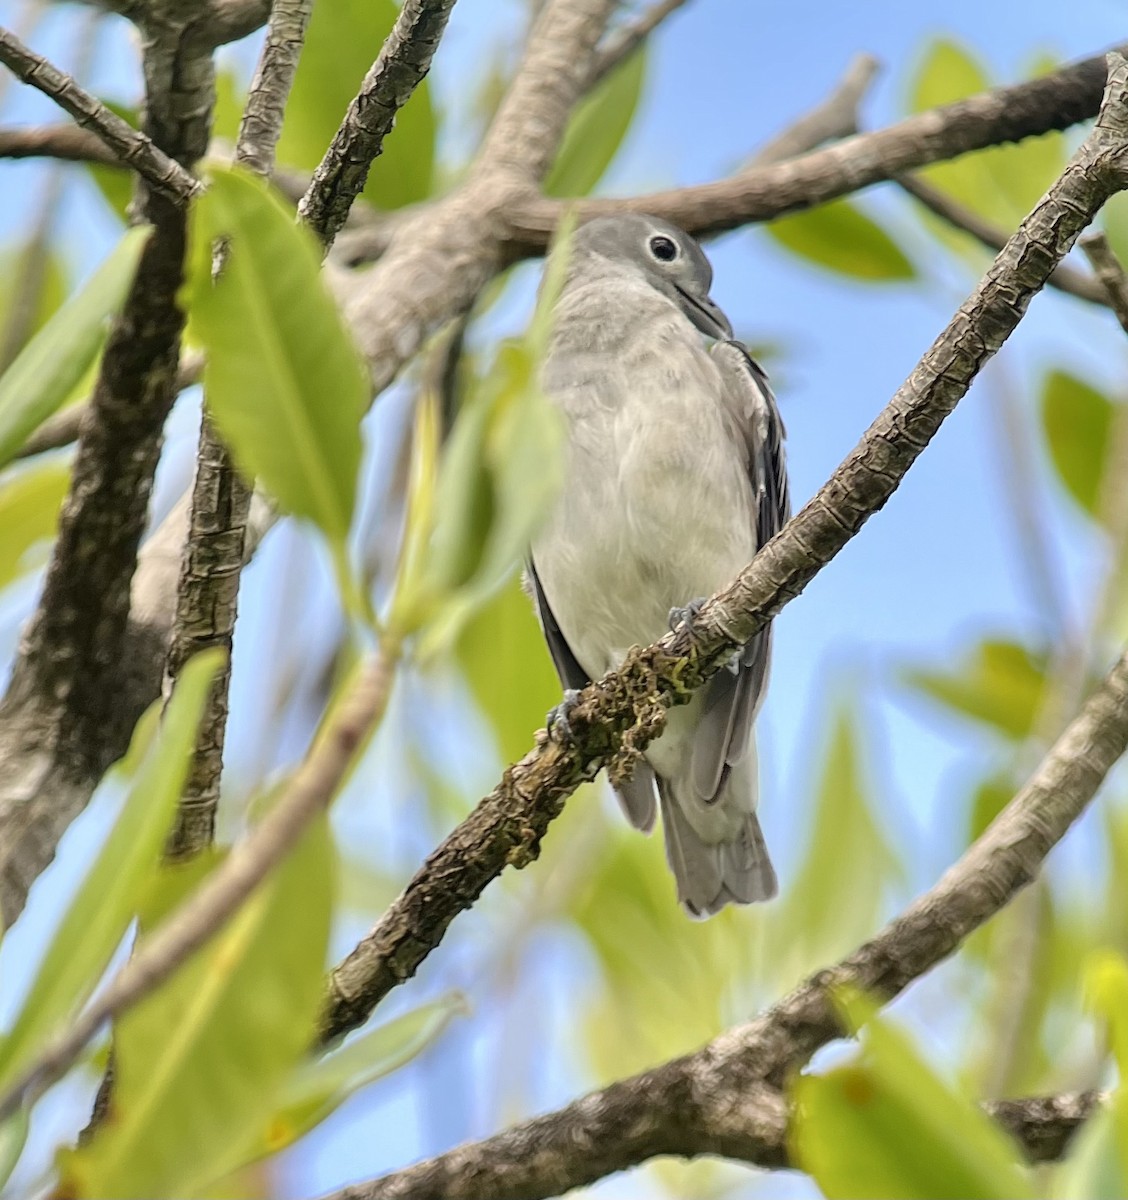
[658,777,776,917]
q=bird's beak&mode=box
[673,284,733,340]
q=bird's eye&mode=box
[648,235,679,262]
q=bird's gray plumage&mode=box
[529,213,789,916]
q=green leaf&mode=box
[0,228,147,466]
[0,651,221,1095]
[768,706,902,979]
[277,0,434,210]
[457,571,563,763]
[0,246,67,349]
[1041,369,1117,518]
[1057,1106,1124,1200]
[212,68,244,144]
[0,1110,27,1193]
[247,996,463,1164]
[907,41,1065,249]
[544,49,646,197]
[903,638,1048,740]
[0,460,69,591]
[189,164,368,546]
[792,1006,1035,1200]
[63,812,334,1199]
[766,197,915,281]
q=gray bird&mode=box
[528,213,789,917]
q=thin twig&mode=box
[1080,229,1128,329]
[0,641,400,1122]
[587,0,689,87]
[752,52,880,166]
[299,0,460,248]
[0,123,116,163]
[320,54,1128,1045]
[0,24,200,203]
[898,170,1111,307]
[324,642,1128,1199]
[163,0,315,859]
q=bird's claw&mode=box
[669,596,739,673]
[547,688,582,743]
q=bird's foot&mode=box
[547,688,582,743]
[669,597,739,673]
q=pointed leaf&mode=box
[0,651,221,1094]
[0,460,69,591]
[767,198,915,281]
[544,49,646,197]
[189,165,368,545]
[63,813,334,1199]
[903,638,1048,740]
[1040,369,1116,518]
[792,1007,1034,1199]
[0,228,146,466]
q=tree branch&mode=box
[0,123,118,164]
[587,0,689,87]
[325,636,1128,1200]
[1080,228,1128,328]
[319,52,1128,1046]
[897,170,1111,307]
[503,43,1124,246]
[0,25,200,204]
[298,0,460,248]
[751,52,880,166]
[0,13,214,927]
[0,641,401,1123]
[162,0,314,860]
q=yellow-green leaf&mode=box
[0,228,146,466]
[544,49,646,198]
[277,0,434,210]
[189,165,368,545]
[1041,369,1117,519]
[903,638,1048,740]
[0,460,69,591]
[0,652,221,1095]
[792,1007,1034,1199]
[767,198,915,282]
[64,812,334,1199]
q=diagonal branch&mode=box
[587,0,690,87]
[896,170,1111,307]
[163,0,316,860]
[319,52,1128,1045]
[325,641,1128,1200]
[298,0,460,248]
[0,25,200,203]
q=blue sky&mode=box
[1,0,1126,1197]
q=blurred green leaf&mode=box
[63,812,334,1199]
[767,198,915,281]
[87,101,138,223]
[0,246,67,349]
[246,996,463,1164]
[1041,369,1117,519]
[0,460,69,591]
[903,638,1048,740]
[457,571,562,763]
[768,706,902,980]
[212,68,244,143]
[277,0,434,210]
[1057,1106,1124,1200]
[189,165,368,548]
[792,1005,1035,1199]
[968,772,1015,844]
[544,49,646,197]
[0,1110,27,1193]
[0,227,146,466]
[907,40,1065,250]
[0,652,220,1096]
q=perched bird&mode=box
[528,213,789,917]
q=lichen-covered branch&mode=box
[319,53,1128,1045]
[325,640,1128,1200]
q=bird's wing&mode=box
[525,558,590,692]
[691,339,790,801]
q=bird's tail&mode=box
[657,754,776,917]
